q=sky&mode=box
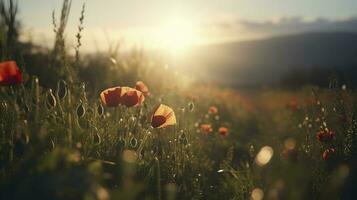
[17,0,357,52]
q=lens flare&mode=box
[157,17,197,56]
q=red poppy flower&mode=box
[208,106,218,114]
[100,87,122,107]
[151,104,176,128]
[201,124,213,133]
[316,130,334,142]
[218,127,229,136]
[135,81,150,96]
[100,86,144,107]
[323,147,336,160]
[287,99,298,112]
[0,60,23,86]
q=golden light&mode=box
[251,188,264,200]
[284,138,296,150]
[157,17,197,55]
[255,146,274,166]
[122,149,138,163]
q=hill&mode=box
[179,32,357,87]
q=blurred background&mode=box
[17,0,357,88]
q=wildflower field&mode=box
[0,1,356,199]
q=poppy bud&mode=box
[57,80,67,99]
[130,137,138,148]
[50,139,55,149]
[179,132,188,145]
[0,102,7,112]
[135,81,150,96]
[188,101,195,112]
[94,132,101,145]
[76,102,85,118]
[97,104,104,116]
[46,89,56,109]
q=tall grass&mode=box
[0,0,356,199]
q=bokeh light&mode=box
[123,149,138,163]
[284,138,296,150]
[251,188,264,200]
[255,146,274,166]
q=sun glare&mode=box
[157,17,197,55]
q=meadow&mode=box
[0,1,356,199]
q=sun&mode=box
[158,17,197,55]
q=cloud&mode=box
[237,16,357,37]
[197,16,357,44]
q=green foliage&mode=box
[0,0,356,199]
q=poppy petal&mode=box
[121,90,140,107]
[164,112,176,127]
[100,87,122,107]
[120,87,144,107]
[151,104,176,128]
[151,115,167,128]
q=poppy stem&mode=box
[67,88,72,147]
[136,128,150,157]
[157,129,164,159]
[154,156,161,200]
